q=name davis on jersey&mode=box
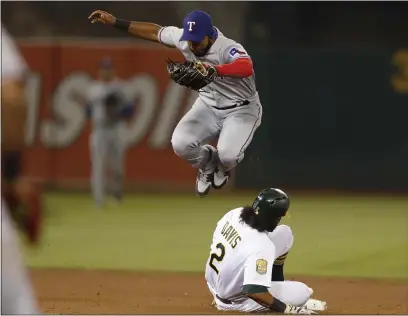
[221,221,242,249]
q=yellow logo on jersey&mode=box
[256,259,268,275]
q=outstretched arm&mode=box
[88,10,161,43]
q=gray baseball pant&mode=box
[171,97,262,173]
[90,123,126,206]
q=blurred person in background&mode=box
[1,24,42,314]
[74,58,134,209]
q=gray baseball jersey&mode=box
[159,26,258,108]
[86,78,128,128]
[166,26,263,174]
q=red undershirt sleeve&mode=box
[214,58,253,78]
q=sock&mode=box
[272,264,284,281]
[272,252,289,281]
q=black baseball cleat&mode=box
[212,168,230,189]
[195,170,214,197]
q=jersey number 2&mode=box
[209,243,226,274]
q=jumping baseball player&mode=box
[88,10,262,197]
[1,24,41,314]
[205,188,327,314]
[79,58,134,208]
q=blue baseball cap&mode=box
[180,11,214,43]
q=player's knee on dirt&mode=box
[289,281,312,306]
[217,147,240,170]
[270,281,311,307]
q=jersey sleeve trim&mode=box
[243,245,275,288]
[158,27,167,44]
[231,55,252,62]
[158,26,178,48]
[243,284,269,294]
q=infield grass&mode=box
[24,192,408,280]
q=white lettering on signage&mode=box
[24,72,41,146]
[24,72,195,149]
[40,72,90,148]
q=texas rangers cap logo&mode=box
[180,11,213,43]
[187,21,195,32]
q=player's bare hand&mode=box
[88,10,116,25]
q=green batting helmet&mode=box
[252,188,290,228]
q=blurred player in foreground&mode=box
[88,10,262,198]
[75,58,134,208]
[1,24,42,314]
[205,188,327,314]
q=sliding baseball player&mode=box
[205,188,327,314]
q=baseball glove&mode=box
[2,179,43,245]
[166,59,217,91]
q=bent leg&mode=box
[217,103,262,172]
[224,281,312,313]
[268,224,294,258]
[261,225,314,308]
[268,225,294,281]
[171,98,220,172]
[269,281,313,306]
[212,103,262,190]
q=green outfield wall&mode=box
[235,49,408,191]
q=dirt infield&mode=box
[30,269,408,314]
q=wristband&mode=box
[269,298,287,313]
[113,19,130,31]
